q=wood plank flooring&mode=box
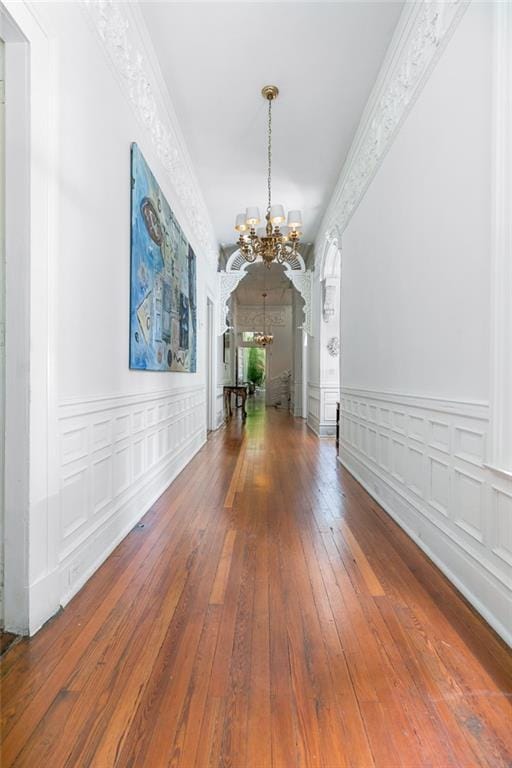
[1,400,511,767]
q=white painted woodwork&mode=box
[0,0,221,635]
[489,1,512,476]
[339,388,512,645]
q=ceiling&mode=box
[234,262,294,306]
[140,1,403,247]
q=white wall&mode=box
[338,3,512,645]
[291,290,305,417]
[307,264,340,436]
[3,1,219,634]
[342,4,491,401]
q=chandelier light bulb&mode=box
[287,210,302,228]
[245,207,261,227]
[235,213,248,232]
[270,204,285,225]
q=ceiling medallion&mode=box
[234,85,303,268]
[254,292,273,347]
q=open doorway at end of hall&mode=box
[237,345,266,400]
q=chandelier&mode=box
[234,85,303,267]
[254,292,273,346]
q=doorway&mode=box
[238,346,266,399]
[206,297,215,432]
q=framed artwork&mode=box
[129,143,197,372]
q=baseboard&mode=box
[29,430,205,635]
[307,415,336,437]
[338,447,512,648]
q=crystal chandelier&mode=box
[254,292,273,346]
[234,85,303,267]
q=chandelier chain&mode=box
[235,85,302,269]
[267,97,272,214]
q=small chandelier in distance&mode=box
[254,292,273,347]
[234,85,303,268]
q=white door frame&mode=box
[206,295,216,431]
[1,1,59,634]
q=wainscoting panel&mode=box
[57,386,206,605]
[307,384,339,436]
[339,387,512,646]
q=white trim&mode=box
[338,388,512,647]
[80,0,218,265]
[307,383,339,437]
[1,1,59,635]
[206,295,217,432]
[59,384,205,414]
[219,250,313,336]
[317,1,469,245]
[489,0,512,474]
[341,387,489,420]
[484,464,512,483]
[338,450,511,648]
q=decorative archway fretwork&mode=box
[218,251,312,336]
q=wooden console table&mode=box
[223,385,248,420]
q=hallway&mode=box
[2,402,511,768]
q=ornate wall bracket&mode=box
[218,270,248,335]
[284,268,312,336]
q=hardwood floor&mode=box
[1,400,511,767]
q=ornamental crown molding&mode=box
[82,0,218,264]
[318,0,468,246]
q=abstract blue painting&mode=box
[130,143,197,372]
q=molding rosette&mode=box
[82,0,218,263]
[318,0,468,245]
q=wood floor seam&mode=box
[1,400,511,768]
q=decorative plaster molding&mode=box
[284,268,312,336]
[218,271,248,335]
[322,278,338,322]
[218,250,313,336]
[237,307,286,331]
[327,337,339,357]
[318,1,468,245]
[82,0,218,263]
